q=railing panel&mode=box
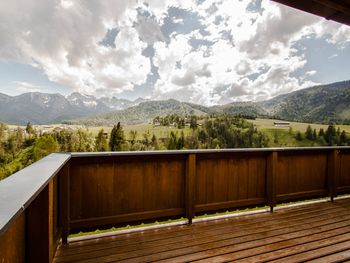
[338,150,350,194]
[195,152,267,213]
[276,151,328,201]
[0,213,25,263]
[69,155,186,231]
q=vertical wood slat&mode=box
[328,149,339,201]
[186,154,196,224]
[26,180,54,263]
[267,151,277,212]
[60,163,70,244]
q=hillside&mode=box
[67,80,350,126]
[66,99,208,125]
[260,80,350,124]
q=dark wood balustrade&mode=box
[1,147,350,262]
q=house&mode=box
[273,121,290,127]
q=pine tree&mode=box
[167,131,178,150]
[305,125,313,140]
[26,121,34,136]
[95,129,108,152]
[109,122,125,151]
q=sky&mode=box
[0,0,349,105]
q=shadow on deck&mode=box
[54,198,350,263]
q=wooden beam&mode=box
[328,149,340,201]
[59,163,70,244]
[185,154,196,224]
[26,181,54,263]
[267,151,277,212]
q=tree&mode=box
[295,131,303,141]
[318,128,325,137]
[305,125,313,140]
[129,130,137,150]
[325,125,337,145]
[167,131,178,150]
[74,129,94,152]
[26,121,35,136]
[0,123,7,140]
[142,130,151,150]
[109,122,125,151]
[151,134,159,150]
[190,116,198,130]
[177,131,185,149]
[95,129,108,152]
[33,134,59,161]
[340,130,347,145]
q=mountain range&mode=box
[1,80,350,125]
[0,92,147,125]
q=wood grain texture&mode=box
[195,152,267,213]
[26,180,56,263]
[69,155,186,232]
[0,214,25,263]
[54,198,350,263]
[276,151,328,201]
[338,150,350,194]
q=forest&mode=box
[0,115,349,180]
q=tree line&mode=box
[1,116,350,180]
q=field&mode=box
[248,118,350,147]
[249,118,350,133]
[86,123,194,140]
[9,118,350,145]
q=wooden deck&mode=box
[54,198,350,263]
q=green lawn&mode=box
[249,118,350,133]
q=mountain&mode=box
[67,92,110,113]
[259,80,350,124]
[1,80,349,125]
[0,92,75,124]
[0,92,143,125]
[66,99,208,126]
[68,80,350,126]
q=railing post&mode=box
[267,151,277,212]
[60,163,70,244]
[328,149,339,202]
[186,153,196,224]
[26,181,54,262]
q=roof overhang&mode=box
[272,0,350,26]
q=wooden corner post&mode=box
[60,162,70,244]
[186,154,196,224]
[267,151,277,212]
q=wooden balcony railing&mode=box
[1,147,350,262]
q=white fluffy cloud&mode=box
[151,0,349,104]
[0,0,152,96]
[0,0,349,104]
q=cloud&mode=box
[135,15,166,45]
[0,0,348,104]
[0,0,150,97]
[13,81,44,93]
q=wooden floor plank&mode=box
[53,199,350,263]
[56,206,349,262]
[270,240,350,263]
[55,206,349,262]
[61,200,337,251]
[306,249,350,262]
